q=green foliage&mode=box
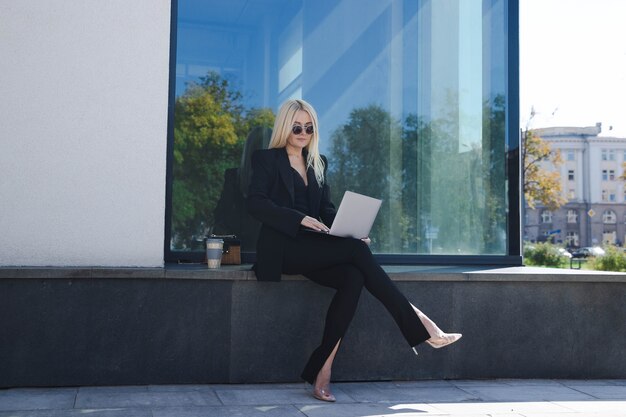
[401,113,431,252]
[589,245,626,272]
[426,95,507,254]
[328,105,403,251]
[523,242,566,267]
[523,242,626,271]
[327,95,507,254]
[522,128,567,210]
[172,72,274,249]
[481,95,507,253]
[172,82,507,254]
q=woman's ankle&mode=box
[314,367,331,389]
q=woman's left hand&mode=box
[361,237,371,245]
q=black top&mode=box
[292,168,311,215]
[247,148,337,281]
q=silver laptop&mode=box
[321,191,382,238]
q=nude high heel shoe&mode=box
[412,333,462,355]
[426,332,462,348]
[309,377,336,402]
[413,309,462,351]
[413,306,463,351]
[313,386,336,402]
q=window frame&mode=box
[567,209,578,223]
[566,231,579,247]
[602,149,616,161]
[603,210,617,224]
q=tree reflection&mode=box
[327,94,507,254]
[328,105,403,250]
[171,75,507,255]
[172,72,274,250]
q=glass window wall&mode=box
[168,0,512,258]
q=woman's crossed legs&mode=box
[282,231,461,401]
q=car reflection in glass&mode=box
[571,247,606,258]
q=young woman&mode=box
[247,99,461,402]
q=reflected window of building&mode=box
[567,170,574,181]
[568,189,575,199]
[168,0,512,258]
[602,189,608,201]
[541,210,552,224]
[602,170,608,181]
[603,210,617,224]
[602,149,616,161]
[610,170,616,181]
[567,209,578,223]
[567,150,575,161]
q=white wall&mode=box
[0,0,171,266]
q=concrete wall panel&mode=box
[0,0,171,266]
[1,269,624,387]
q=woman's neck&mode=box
[285,145,304,158]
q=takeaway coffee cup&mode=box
[206,238,224,269]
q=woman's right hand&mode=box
[301,216,330,233]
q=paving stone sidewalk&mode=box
[1,379,626,417]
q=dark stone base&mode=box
[1,266,625,387]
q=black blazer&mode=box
[247,147,336,281]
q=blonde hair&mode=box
[269,99,325,185]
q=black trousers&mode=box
[282,230,430,384]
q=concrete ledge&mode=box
[1,264,625,282]
[1,265,625,388]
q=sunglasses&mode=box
[292,124,314,135]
